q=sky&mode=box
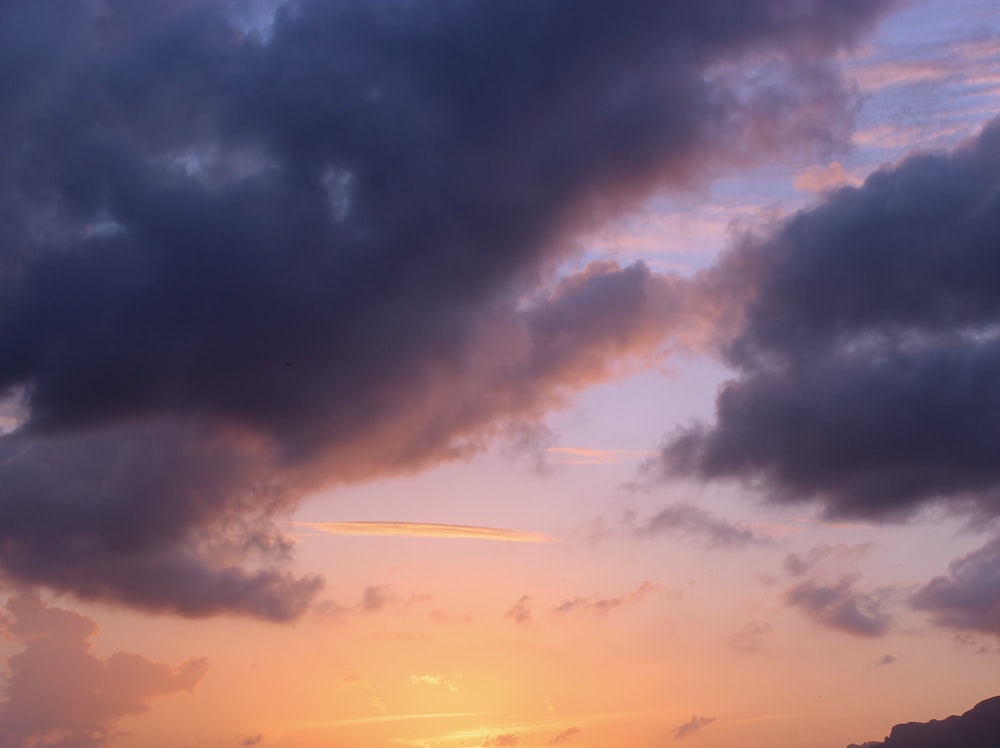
[1,1,1000,747]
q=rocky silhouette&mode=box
[847,696,1000,748]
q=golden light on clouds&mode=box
[293,521,555,543]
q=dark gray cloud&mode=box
[0,593,207,748]
[911,536,1000,638]
[631,502,771,548]
[874,653,897,667]
[785,574,891,637]
[673,715,715,740]
[0,0,896,617]
[660,116,1000,522]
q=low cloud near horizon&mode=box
[0,593,207,747]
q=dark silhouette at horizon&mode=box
[847,696,1000,748]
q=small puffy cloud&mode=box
[631,503,771,548]
[555,582,657,616]
[506,596,534,625]
[911,536,1000,638]
[673,715,715,739]
[0,594,207,748]
[786,575,891,637]
[360,586,394,613]
[549,726,581,744]
[237,735,263,746]
[783,544,873,577]
[874,654,897,667]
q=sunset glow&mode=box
[1,2,1000,747]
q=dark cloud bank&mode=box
[657,116,1000,637]
[0,0,896,619]
[663,117,1000,525]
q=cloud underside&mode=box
[0,0,896,618]
[786,575,891,637]
[660,116,1000,523]
[912,537,1000,638]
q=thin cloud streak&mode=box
[287,712,493,728]
[546,447,657,465]
[294,521,555,543]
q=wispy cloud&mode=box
[410,674,461,692]
[673,715,715,739]
[546,447,656,466]
[288,712,492,729]
[548,727,582,744]
[728,621,772,654]
[630,503,772,549]
[554,582,658,616]
[294,521,554,543]
[505,596,534,625]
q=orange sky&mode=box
[2,2,1000,747]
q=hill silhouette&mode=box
[847,696,1000,748]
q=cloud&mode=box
[483,735,519,747]
[360,586,393,614]
[237,735,263,746]
[631,502,771,548]
[296,522,553,543]
[0,0,897,617]
[554,582,657,616]
[783,544,874,577]
[785,575,891,637]
[793,161,860,192]
[0,593,207,748]
[874,654,897,667]
[548,727,581,744]
[728,621,772,653]
[410,674,461,692]
[911,536,1000,638]
[673,715,715,739]
[659,115,1000,522]
[313,585,397,620]
[546,447,656,466]
[505,596,534,626]
[335,673,372,691]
